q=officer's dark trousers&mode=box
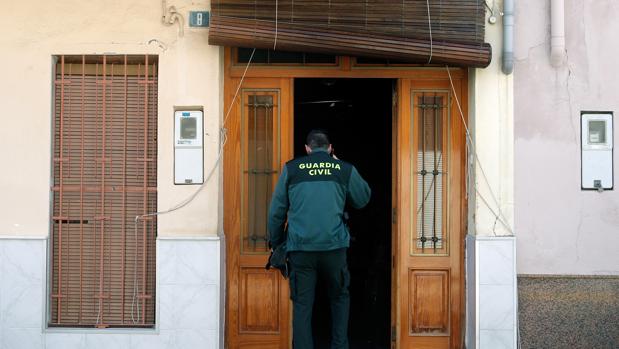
[288,248,350,349]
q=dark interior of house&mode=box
[294,78,393,349]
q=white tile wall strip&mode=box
[474,236,518,349]
[0,237,47,349]
[479,240,515,285]
[480,329,516,349]
[218,234,226,349]
[465,234,477,349]
[0,236,222,349]
[479,285,515,330]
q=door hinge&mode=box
[391,326,396,342]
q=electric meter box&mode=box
[581,112,613,190]
[174,110,203,185]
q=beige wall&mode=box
[0,0,222,237]
[515,0,619,274]
[470,0,515,237]
[0,0,515,241]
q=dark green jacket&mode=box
[268,149,371,252]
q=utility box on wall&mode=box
[581,112,613,190]
[174,109,204,184]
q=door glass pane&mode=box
[413,94,447,255]
[237,48,337,65]
[242,93,278,254]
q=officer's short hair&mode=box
[306,129,330,149]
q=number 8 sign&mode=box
[189,11,210,27]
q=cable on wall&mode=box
[129,48,257,324]
[161,0,185,37]
[445,66,514,236]
[274,0,279,50]
[426,0,433,64]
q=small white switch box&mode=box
[581,112,613,190]
[174,110,203,185]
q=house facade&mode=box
[514,1,619,348]
[0,1,517,349]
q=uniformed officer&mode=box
[268,129,371,349]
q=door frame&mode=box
[222,47,468,349]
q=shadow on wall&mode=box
[518,276,619,349]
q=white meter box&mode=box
[175,110,203,184]
[581,112,613,190]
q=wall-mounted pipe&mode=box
[550,0,566,67]
[162,0,185,37]
[502,0,514,74]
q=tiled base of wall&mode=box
[518,275,619,349]
[466,235,518,349]
[0,236,222,349]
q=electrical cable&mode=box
[445,66,514,236]
[475,187,512,233]
[483,0,493,13]
[121,53,513,321]
[446,65,518,348]
[274,0,279,50]
[426,0,433,64]
[129,48,257,324]
[223,48,256,127]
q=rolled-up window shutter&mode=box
[50,55,157,328]
[209,0,491,67]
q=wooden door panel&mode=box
[236,342,282,349]
[396,77,466,349]
[409,269,450,335]
[240,268,281,333]
[408,337,450,349]
[225,78,293,349]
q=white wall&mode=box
[0,0,222,238]
[465,3,517,347]
[515,0,619,275]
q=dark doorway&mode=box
[294,78,393,349]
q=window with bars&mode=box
[413,93,448,255]
[50,55,158,328]
[241,92,280,254]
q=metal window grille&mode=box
[415,93,447,254]
[50,55,158,328]
[242,92,279,254]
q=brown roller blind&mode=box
[210,0,491,67]
[50,55,157,328]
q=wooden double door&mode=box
[223,74,466,349]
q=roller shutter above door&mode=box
[209,0,491,67]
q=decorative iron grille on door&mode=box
[241,91,280,254]
[413,92,448,256]
[50,55,158,327]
